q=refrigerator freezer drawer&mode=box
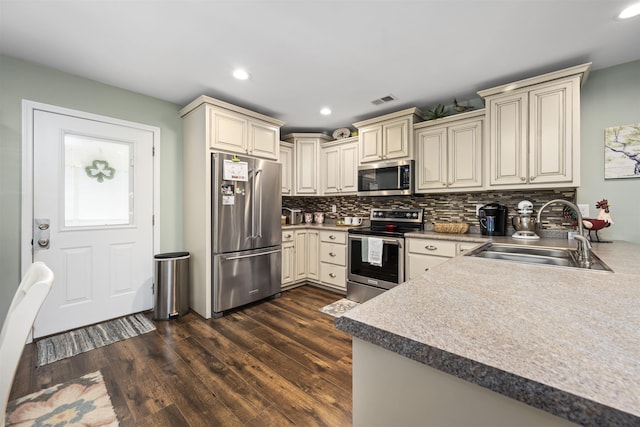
[212,246,282,316]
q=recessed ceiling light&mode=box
[320,107,332,116]
[233,69,250,80]
[618,2,640,19]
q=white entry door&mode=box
[27,105,157,338]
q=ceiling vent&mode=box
[371,94,398,105]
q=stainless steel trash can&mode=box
[153,252,190,320]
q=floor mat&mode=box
[5,370,119,426]
[36,313,156,366]
[319,298,360,318]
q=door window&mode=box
[64,133,133,227]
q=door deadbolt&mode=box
[34,218,50,250]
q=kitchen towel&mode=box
[361,237,369,262]
[368,237,383,266]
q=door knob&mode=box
[38,238,49,247]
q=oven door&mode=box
[348,234,404,290]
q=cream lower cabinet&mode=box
[281,228,347,293]
[293,230,308,282]
[282,231,295,288]
[478,64,590,189]
[405,238,458,280]
[320,137,358,195]
[307,230,320,281]
[290,229,320,284]
[415,110,484,193]
[406,238,483,280]
[319,230,347,292]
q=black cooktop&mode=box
[348,208,424,237]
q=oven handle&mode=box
[349,235,403,248]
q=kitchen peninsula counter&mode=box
[335,238,640,426]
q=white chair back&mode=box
[0,261,54,425]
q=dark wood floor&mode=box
[11,285,353,426]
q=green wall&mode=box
[0,55,184,328]
[578,59,640,244]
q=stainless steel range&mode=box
[347,208,424,303]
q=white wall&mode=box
[578,59,640,244]
[0,54,184,329]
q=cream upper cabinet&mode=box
[321,137,358,195]
[180,95,284,162]
[354,108,423,164]
[248,120,280,160]
[415,110,484,193]
[283,133,332,196]
[279,141,293,195]
[478,63,590,189]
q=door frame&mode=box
[20,100,161,278]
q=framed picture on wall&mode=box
[604,123,640,179]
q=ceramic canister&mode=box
[304,212,314,224]
[314,212,324,224]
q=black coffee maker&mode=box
[478,203,508,236]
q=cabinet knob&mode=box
[425,245,437,250]
[520,176,526,181]
[285,234,291,238]
[447,182,452,186]
[530,176,535,181]
[329,235,336,240]
[329,252,336,257]
[425,268,429,271]
[329,273,336,278]
[442,183,446,186]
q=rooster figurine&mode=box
[582,199,613,242]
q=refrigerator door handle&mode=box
[255,169,263,238]
[249,168,256,240]
[224,248,281,261]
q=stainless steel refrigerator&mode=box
[211,152,282,317]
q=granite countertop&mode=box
[335,237,640,426]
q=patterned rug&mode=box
[36,313,156,366]
[319,298,360,318]
[5,370,119,426]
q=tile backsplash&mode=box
[283,188,578,231]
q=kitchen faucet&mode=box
[537,199,592,268]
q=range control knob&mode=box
[413,213,418,218]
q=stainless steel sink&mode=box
[466,243,613,272]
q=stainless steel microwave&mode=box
[357,160,414,196]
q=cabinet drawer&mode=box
[320,263,346,288]
[406,253,449,280]
[282,230,295,242]
[320,230,346,244]
[407,238,457,257]
[320,242,346,266]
